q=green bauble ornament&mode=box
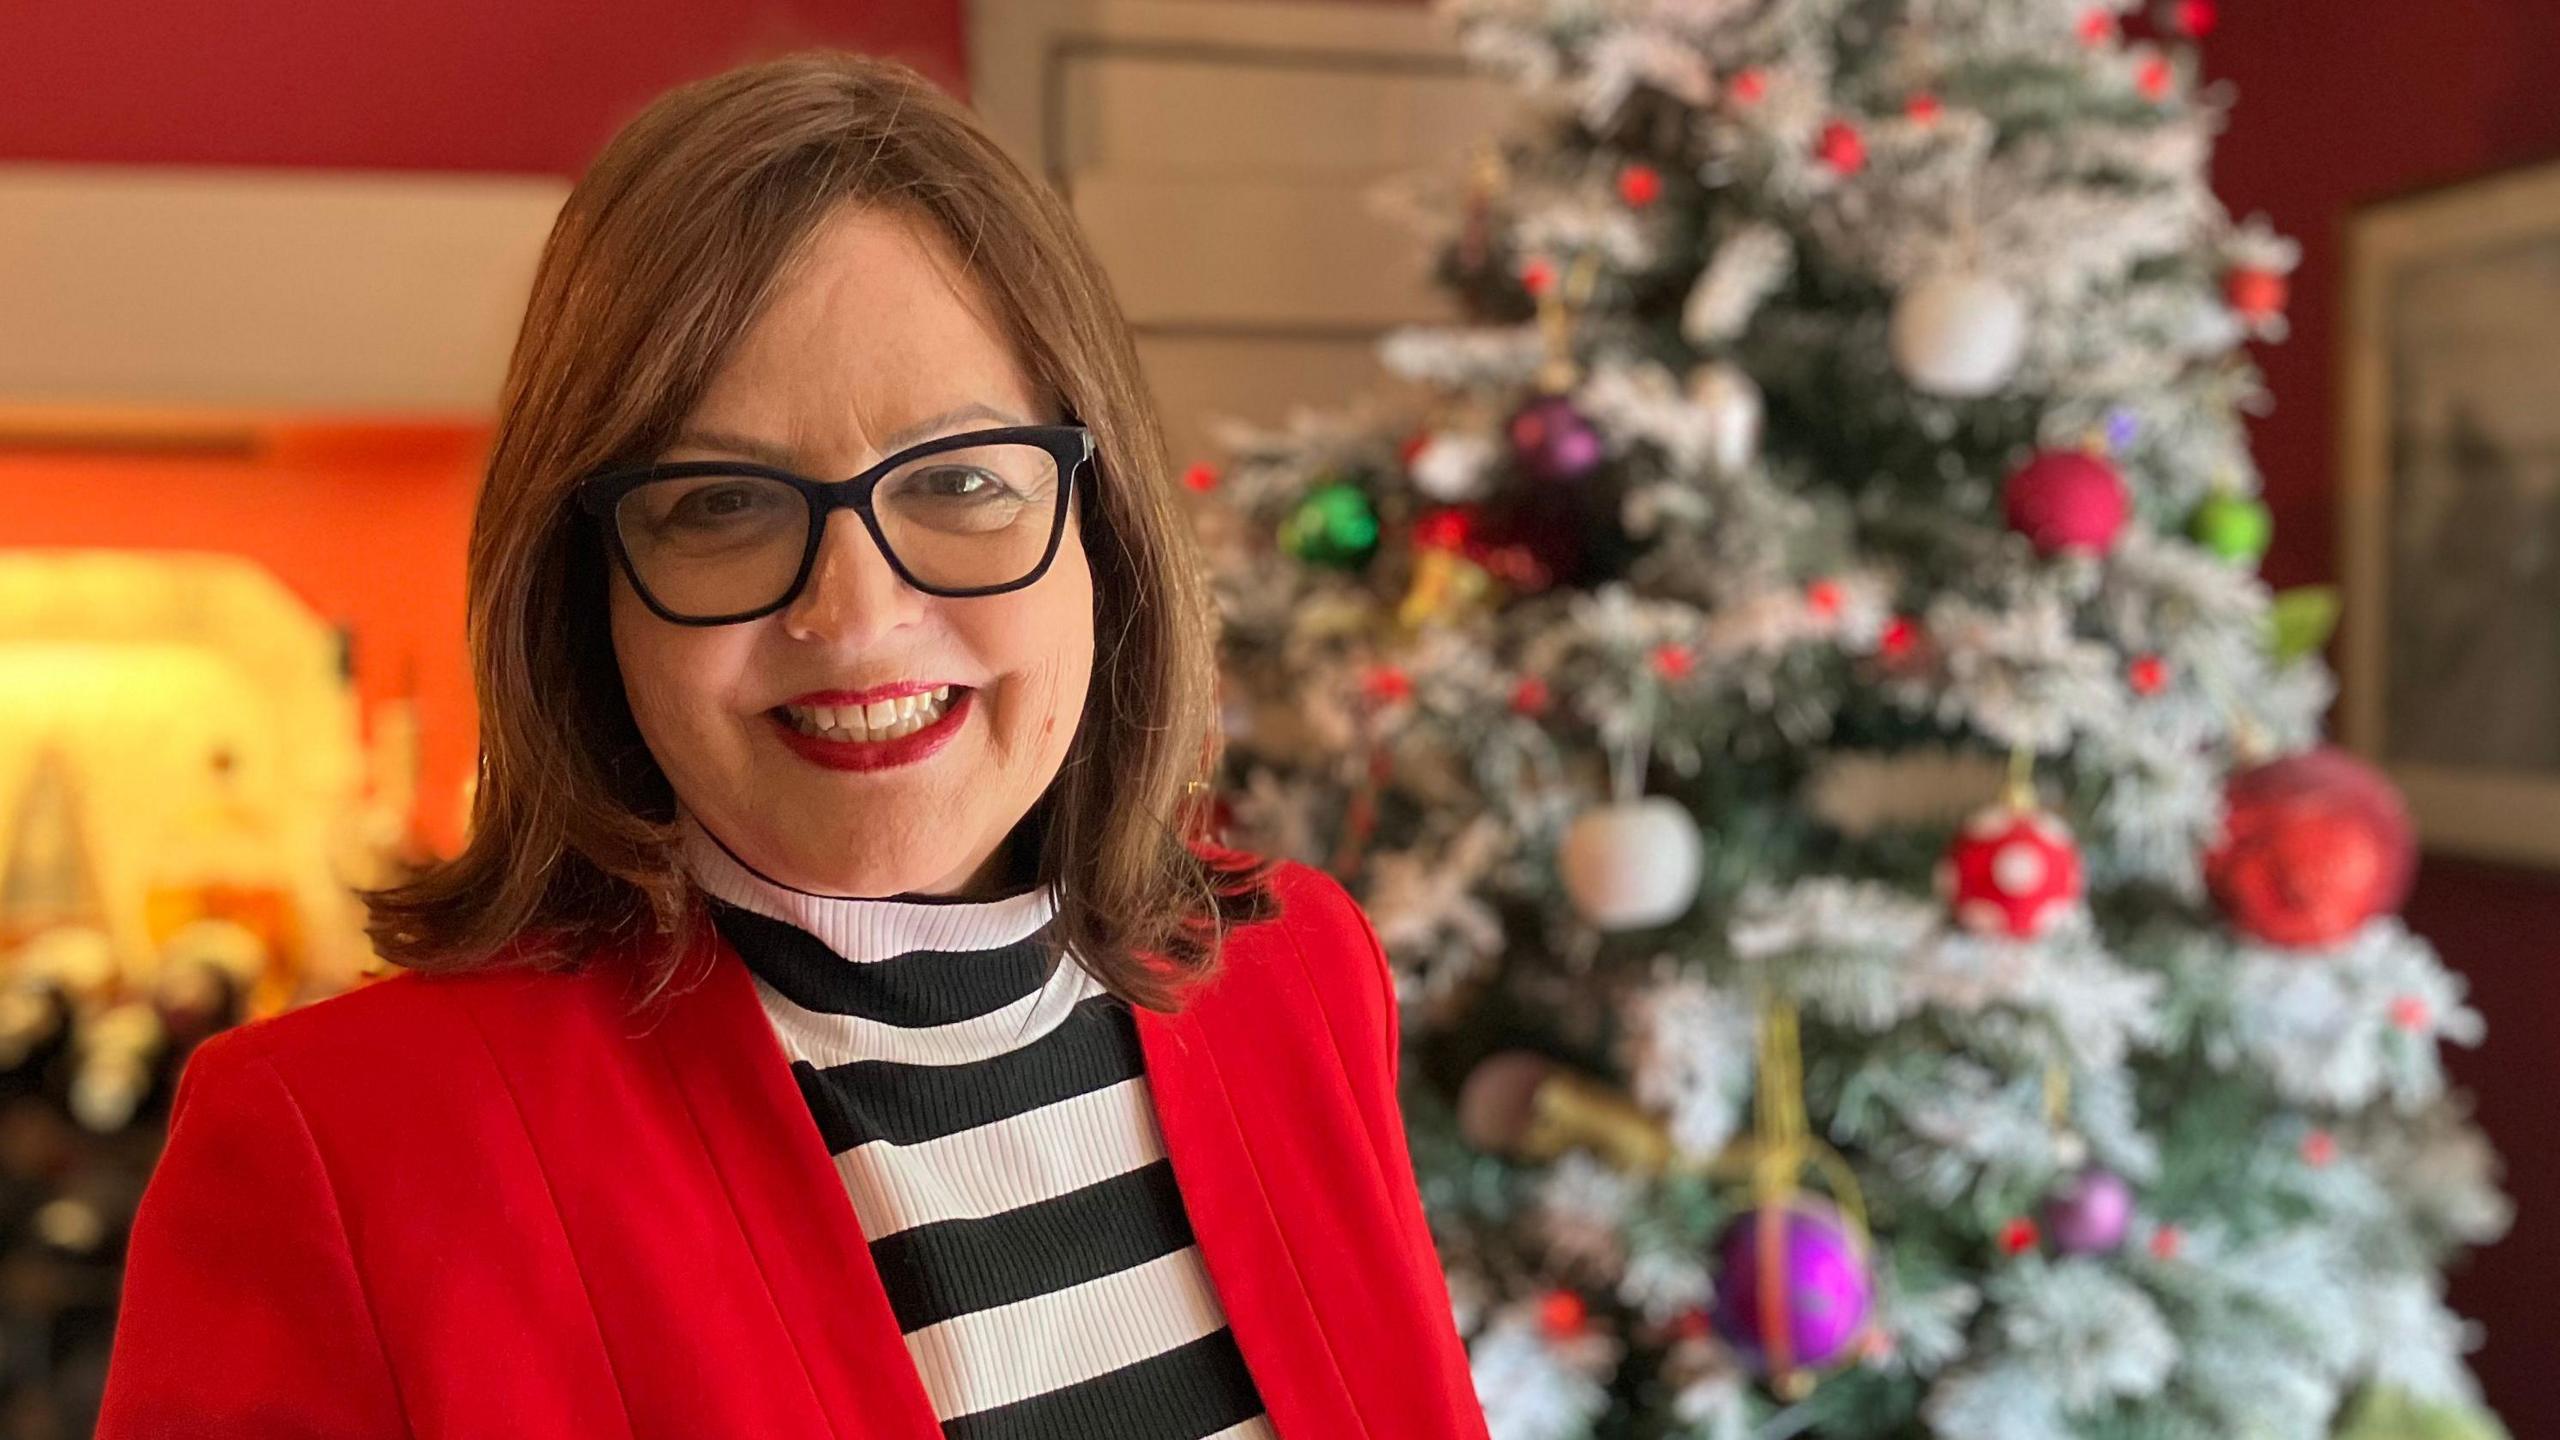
[2334,1386,2511,1440]
[1280,480,1381,570]
[2191,492,2274,565]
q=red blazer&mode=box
[97,857,1491,1440]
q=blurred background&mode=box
[0,2,2552,1436]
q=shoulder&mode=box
[1194,851,1397,1066]
[182,944,635,1103]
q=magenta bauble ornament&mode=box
[1712,1197,1875,1373]
[2004,449,2129,556]
[2042,1169,2135,1254]
[1508,392,1606,484]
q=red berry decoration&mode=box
[2137,54,2176,101]
[1906,92,1942,124]
[2226,265,2289,321]
[2128,654,2168,695]
[1650,643,1695,681]
[1511,675,1552,716]
[1617,163,1662,208]
[2150,1225,2185,1260]
[1817,120,1868,175]
[1805,578,1845,616]
[1520,257,1557,297]
[2204,746,2416,950]
[2390,995,2433,1033]
[2078,8,2118,45]
[1360,664,1413,705]
[1938,802,2085,939]
[1999,1217,2042,1256]
[1180,462,1220,493]
[2174,0,2219,36]
[1540,1288,1588,1336]
[1414,505,1479,552]
[1878,616,1920,661]
[1730,69,1769,105]
[2005,449,2131,557]
[2301,1129,2338,1168]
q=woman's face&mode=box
[609,202,1094,898]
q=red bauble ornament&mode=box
[1817,120,1868,175]
[2005,449,2131,556]
[1617,164,1663,208]
[2204,746,2416,949]
[2174,0,2219,36]
[1937,802,2085,938]
[1414,505,1479,552]
[2226,265,2289,320]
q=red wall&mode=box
[2208,5,2560,1431]
[0,1,965,174]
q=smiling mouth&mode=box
[772,685,971,744]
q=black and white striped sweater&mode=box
[679,816,1277,1440]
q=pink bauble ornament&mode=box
[2042,1169,2135,1254]
[2204,745,2416,949]
[1937,802,2084,938]
[2004,449,2130,556]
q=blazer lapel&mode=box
[648,929,947,1440]
[1133,998,1370,1438]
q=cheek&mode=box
[608,576,747,770]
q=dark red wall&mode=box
[2209,5,2560,1432]
[0,0,966,174]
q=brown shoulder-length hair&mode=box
[362,49,1280,1013]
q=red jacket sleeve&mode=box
[96,1027,411,1439]
[1295,867,1492,1437]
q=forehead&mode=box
[684,202,1042,458]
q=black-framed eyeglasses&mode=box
[576,423,1095,626]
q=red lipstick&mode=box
[769,686,973,773]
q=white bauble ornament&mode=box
[1407,429,1500,502]
[1559,797,1705,931]
[1889,271,2030,397]
[1685,362,1764,473]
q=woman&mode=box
[96,51,1490,1440]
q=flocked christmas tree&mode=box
[1183,2,2514,1437]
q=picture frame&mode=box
[2341,159,2560,867]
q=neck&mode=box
[677,810,1058,965]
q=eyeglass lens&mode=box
[612,440,1065,616]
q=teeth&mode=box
[782,687,958,744]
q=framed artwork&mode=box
[2342,159,2560,867]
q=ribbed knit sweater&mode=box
[678,814,1278,1440]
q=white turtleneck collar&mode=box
[676,809,1060,966]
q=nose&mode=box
[779,509,926,646]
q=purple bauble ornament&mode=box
[2042,1169,2135,1254]
[2004,448,2129,556]
[1507,393,1606,484]
[1711,1199,1874,1371]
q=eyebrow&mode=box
[673,402,1035,469]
